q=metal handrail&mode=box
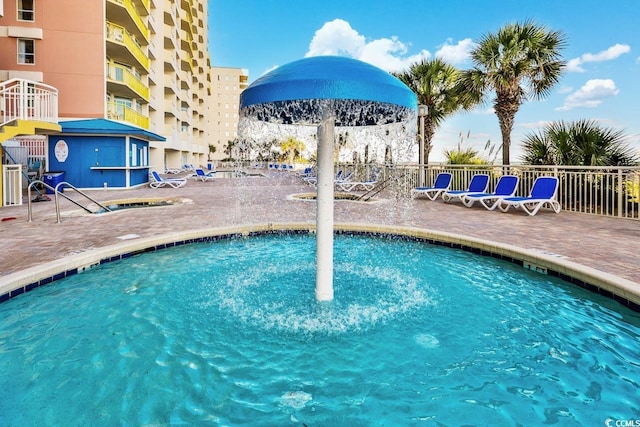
[27,181,112,223]
[356,178,389,202]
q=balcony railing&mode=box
[106,21,150,71]
[106,62,150,101]
[106,101,150,129]
[0,78,59,126]
[107,0,149,42]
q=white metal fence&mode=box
[225,161,640,220]
[342,163,640,220]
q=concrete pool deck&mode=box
[1,170,639,308]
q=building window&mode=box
[18,0,35,21]
[17,39,35,64]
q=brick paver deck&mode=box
[1,171,638,305]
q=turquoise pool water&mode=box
[1,234,639,425]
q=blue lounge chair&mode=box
[498,176,561,216]
[149,171,187,189]
[461,175,519,210]
[193,168,216,182]
[335,171,354,186]
[442,174,490,203]
[411,172,452,200]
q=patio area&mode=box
[1,170,638,308]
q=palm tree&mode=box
[394,58,472,164]
[207,144,217,162]
[279,136,305,164]
[521,119,639,166]
[224,138,237,160]
[461,21,567,165]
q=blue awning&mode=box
[59,119,166,141]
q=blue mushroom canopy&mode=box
[240,56,417,126]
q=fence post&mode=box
[618,169,623,218]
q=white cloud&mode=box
[518,120,552,130]
[557,85,573,94]
[435,38,475,64]
[566,58,585,73]
[556,79,619,111]
[306,19,365,57]
[305,18,430,72]
[566,43,631,72]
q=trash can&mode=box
[43,171,65,194]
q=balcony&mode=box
[106,101,150,129]
[106,62,150,101]
[164,23,177,50]
[164,0,177,26]
[106,22,150,72]
[164,53,178,72]
[106,0,150,44]
[0,78,61,144]
[164,74,178,94]
[180,28,193,55]
[135,0,150,14]
[1,78,59,125]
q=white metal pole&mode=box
[315,111,335,301]
[418,105,426,187]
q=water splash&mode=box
[238,107,417,164]
[209,260,434,336]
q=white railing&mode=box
[0,78,59,126]
[335,163,640,220]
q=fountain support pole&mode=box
[315,112,335,301]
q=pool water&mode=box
[1,234,639,425]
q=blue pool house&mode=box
[47,119,165,189]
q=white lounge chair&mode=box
[335,171,354,187]
[411,172,452,200]
[498,176,561,216]
[149,171,187,189]
[336,171,380,192]
[442,174,490,203]
[461,175,519,210]
[336,179,378,192]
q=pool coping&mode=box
[1,222,639,312]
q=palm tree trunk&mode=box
[498,118,512,166]
[423,118,435,165]
[495,100,518,166]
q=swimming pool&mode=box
[1,233,638,425]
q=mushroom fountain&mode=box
[239,56,417,301]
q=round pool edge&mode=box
[1,222,638,311]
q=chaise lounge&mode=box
[149,171,187,188]
[442,174,490,203]
[411,172,452,200]
[460,175,519,210]
[498,176,561,216]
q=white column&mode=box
[315,112,335,301]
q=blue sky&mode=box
[209,0,639,162]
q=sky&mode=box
[208,0,640,162]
